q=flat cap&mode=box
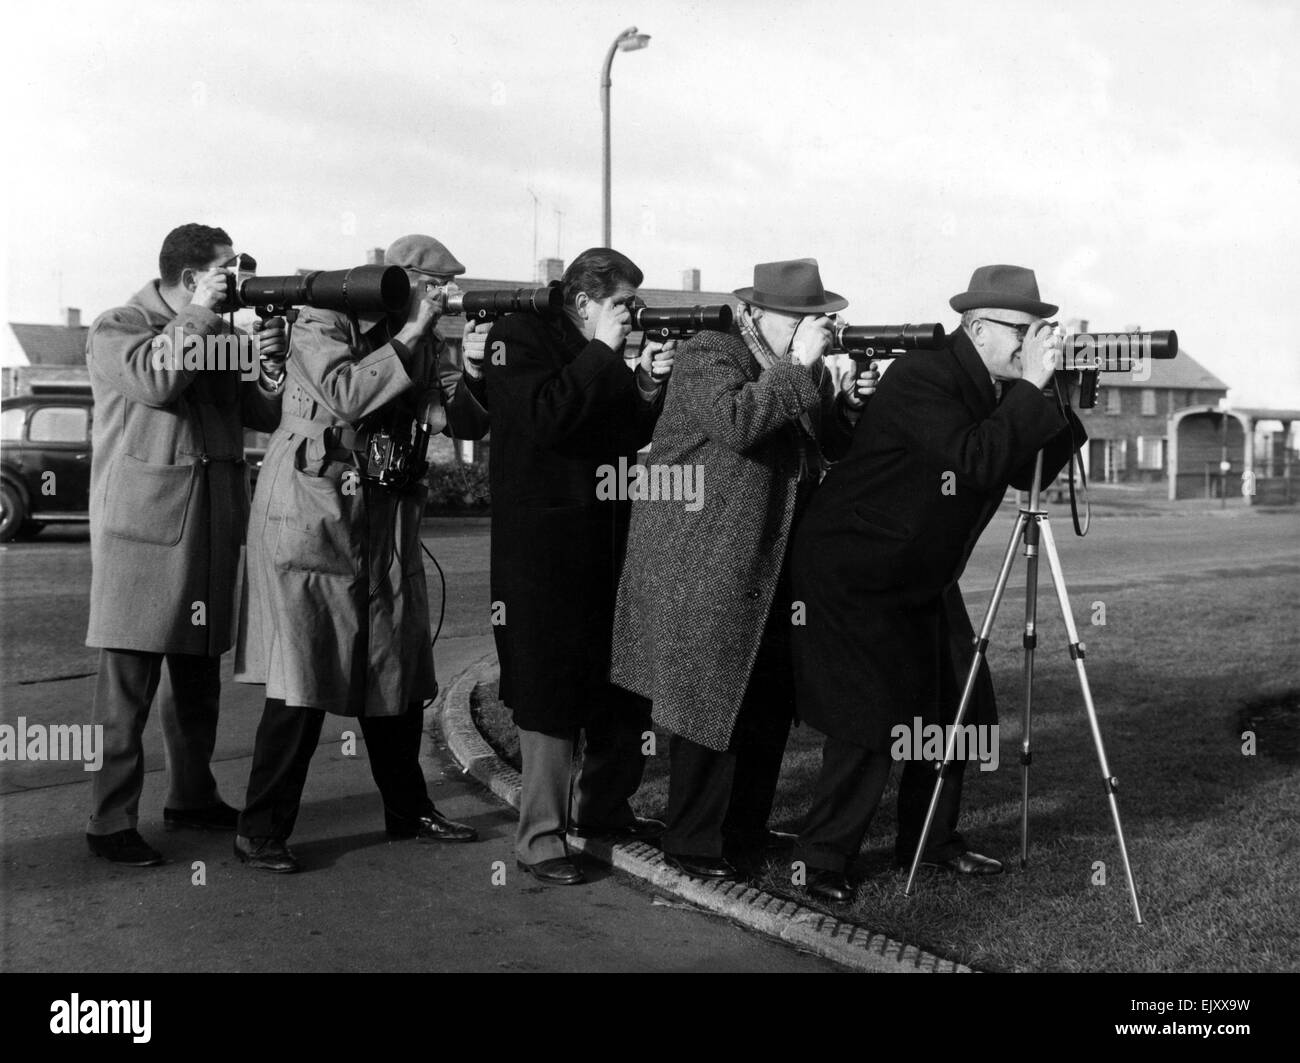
[385,234,466,277]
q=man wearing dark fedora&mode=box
[789,264,1085,903]
[611,258,876,881]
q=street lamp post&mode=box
[601,26,650,247]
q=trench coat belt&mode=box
[278,412,371,456]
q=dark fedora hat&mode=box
[949,264,1057,317]
[733,258,847,314]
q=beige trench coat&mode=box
[233,308,488,716]
[85,282,281,655]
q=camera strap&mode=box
[1054,379,1091,536]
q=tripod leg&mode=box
[904,512,1027,897]
[1038,518,1144,924]
[1020,514,1042,870]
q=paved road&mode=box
[2,508,1297,971]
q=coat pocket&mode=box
[273,466,358,577]
[103,454,197,547]
[851,505,912,541]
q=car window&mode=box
[28,406,89,444]
[2,408,25,441]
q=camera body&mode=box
[831,322,947,361]
[209,253,258,314]
[632,304,733,340]
[362,413,433,490]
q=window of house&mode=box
[1106,387,1122,415]
[1137,436,1165,470]
[27,406,89,444]
[1141,389,1156,416]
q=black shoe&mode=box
[384,807,478,843]
[516,857,585,886]
[902,850,1004,876]
[726,829,797,852]
[86,829,163,867]
[163,801,239,832]
[663,852,739,881]
[234,834,300,874]
[805,869,853,904]
[568,816,665,841]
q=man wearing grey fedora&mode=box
[612,258,876,881]
[789,264,1085,904]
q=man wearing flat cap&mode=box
[611,258,876,881]
[232,234,489,872]
[789,264,1085,903]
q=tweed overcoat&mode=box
[791,328,1086,750]
[609,325,856,752]
[483,310,662,733]
[233,308,488,716]
[85,282,281,655]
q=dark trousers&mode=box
[662,647,794,859]
[87,649,222,836]
[516,685,651,863]
[794,738,969,873]
[238,698,430,840]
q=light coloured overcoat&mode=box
[234,308,487,716]
[85,282,281,655]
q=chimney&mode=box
[64,307,82,328]
[1063,317,1088,335]
[681,269,701,292]
[366,247,385,266]
[538,257,564,284]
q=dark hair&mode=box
[560,247,643,307]
[159,223,232,286]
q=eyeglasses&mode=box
[977,317,1057,342]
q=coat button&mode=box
[200,455,211,465]
[746,589,759,600]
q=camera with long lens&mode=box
[1057,328,1178,409]
[438,285,563,321]
[831,322,947,360]
[632,304,733,339]
[227,264,412,318]
[210,253,258,314]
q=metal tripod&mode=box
[902,451,1143,923]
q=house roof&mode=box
[1101,346,1228,392]
[9,324,89,366]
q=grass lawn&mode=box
[471,567,1300,973]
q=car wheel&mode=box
[0,481,28,542]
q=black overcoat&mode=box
[791,328,1085,750]
[483,310,660,733]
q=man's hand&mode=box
[790,314,833,367]
[843,361,879,408]
[591,299,632,353]
[1021,320,1061,390]
[398,279,445,346]
[462,321,488,380]
[636,338,676,385]
[252,316,288,381]
[192,269,231,312]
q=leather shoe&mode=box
[568,816,665,841]
[663,852,739,880]
[805,869,853,904]
[86,829,163,867]
[163,801,239,832]
[234,834,300,874]
[516,857,584,886]
[905,850,1004,876]
[385,807,478,843]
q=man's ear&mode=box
[181,268,198,293]
[574,291,590,319]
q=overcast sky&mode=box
[4,0,1297,406]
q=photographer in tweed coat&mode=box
[610,259,875,881]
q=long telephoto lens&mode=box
[632,304,733,337]
[238,265,409,315]
[832,323,946,355]
[444,287,563,319]
[1060,329,1178,371]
